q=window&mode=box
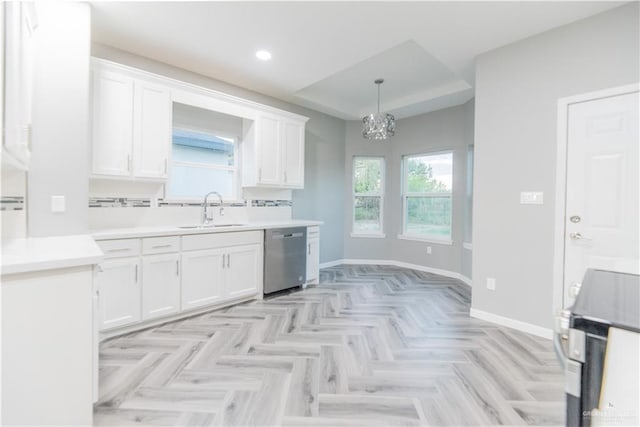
[401,151,453,242]
[352,157,384,236]
[165,128,238,200]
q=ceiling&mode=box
[91,1,624,120]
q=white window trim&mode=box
[164,127,240,202]
[401,151,453,241]
[352,156,385,237]
[396,234,453,245]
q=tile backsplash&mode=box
[89,197,291,208]
[0,196,25,211]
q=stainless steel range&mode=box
[555,269,640,426]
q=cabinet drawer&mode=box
[182,230,263,252]
[97,239,140,259]
[142,236,180,255]
[307,226,319,237]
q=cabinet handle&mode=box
[106,248,130,253]
[227,253,230,268]
[222,254,226,269]
[176,260,179,276]
[151,244,172,249]
[135,264,139,283]
[308,243,311,255]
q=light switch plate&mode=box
[520,191,544,205]
[51,195,65,213]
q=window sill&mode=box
[396,234,453,245]
[350,232,386,239]
[463,242,473,250]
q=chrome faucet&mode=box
[202,191,224,224]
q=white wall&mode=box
[343,100,474,275]
[472,3,639,329]
[27,3,91,237]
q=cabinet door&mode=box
[142,253,180,320]
[256,115,282,185]
[225,244,262,299]
[181,249,225,310]
[96,258,141,330]
[282,121,305,188]
[91,70,134,177]
[133,81,172,179]
[306,237,320,283]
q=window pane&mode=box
[406,196,451,238]
[354,196,381,233]
[173,129,234,167]
[354,158,382,194]
[167,165,234,199]
[406,153,452,193]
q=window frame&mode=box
[400,150,453,244]
[164,126,241,203]
[351,156,386,238]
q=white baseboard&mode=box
[320,258,472,287]
[470,308,553,339]
[319,259,345,269]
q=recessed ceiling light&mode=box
[255,50,272,61]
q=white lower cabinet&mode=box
[306,226,320,284]
[96,230,264,337]
[225,244,263,299]
[96,258,141,330]
[142,253,181,320]
[181,248,225,310]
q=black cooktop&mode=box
[570,269,640,334]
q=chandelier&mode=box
[362,78,395,140]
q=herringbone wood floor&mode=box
[94,265,565,426]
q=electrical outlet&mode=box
[427,246,432,255]
[487,277,496,291]
[51,195,66,213]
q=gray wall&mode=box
[28,3,91,237]
[344,100,474,275]
[92,44,346,263]
[472,3,639,329]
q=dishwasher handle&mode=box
[272,232,304,239]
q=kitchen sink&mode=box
[177,223,246,229]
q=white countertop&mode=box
[1,235,104,276]
[91,219,323,240]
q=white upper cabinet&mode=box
[91,70,134,177]
[282,120,305,187]
[133,81,171,179]
[2,2,37,171]
[90,58,307,185]
[91,62,171,180]
[242,114,307,189]
[256,114,282,186]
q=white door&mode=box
[256,115,282,185]
[142,253,180,320]
[563,90,639,307]
[282,121,305,188]
[225,244,262,299]
[91,70,134,177]
[181,249,225,310]
[96,258,141,330]
[133,81,171,179]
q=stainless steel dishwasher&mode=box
[264,227,307,295]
